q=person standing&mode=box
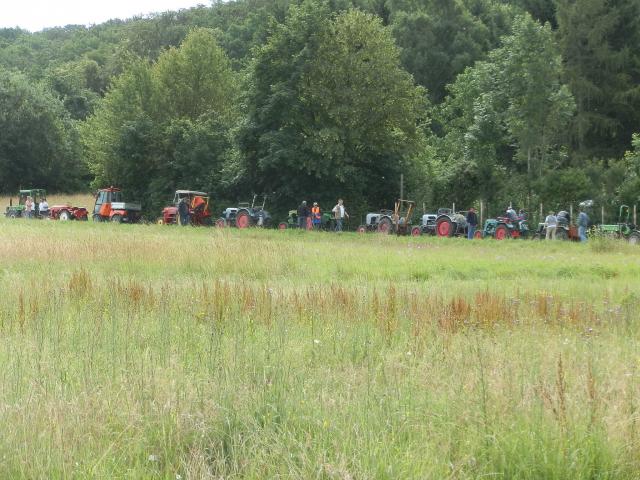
[544,211,557,240]
[39,198,49,218]
[577,207,589,242]
[178,196,190,226]
[297,201,309,230]
[311,202,321,230]
[332,199,349,232]
[466,207,478,239]
[24,196,33,219]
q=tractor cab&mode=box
[6,188,47,218]
[93,187,141,223]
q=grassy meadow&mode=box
[0,218,639,478]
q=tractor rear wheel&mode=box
[215,218,227,228]
[494,224,510,240]
[111,214,123,223]
[59,210,71,221]
[236,211,252,229]
[377,217,392,234]
[628,232,640,245]
[278,222,287,230]
[436,217,454,237]
[411,226,422,237]
[92,214,102,222]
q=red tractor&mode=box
[49,204,88,221]
[92,187,142,223]
[158,190,212,226]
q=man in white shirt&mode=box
[39,198,49,218]
[331,199,349,232]
[545,211,557,240]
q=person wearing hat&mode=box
[544,210,557,240]
[311,202,321,230]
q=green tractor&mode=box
[593,205,640,244]
[278,210,334,230]
[5,189,46,218]
[476,213,529,240]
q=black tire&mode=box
[8,211,18,219]
[58,210,71,221]
[93,214,102,222]
[111,214,123,223]
[628,232,640,245]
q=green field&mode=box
[1,219,639,479]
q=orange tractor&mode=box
[92,187,142,223]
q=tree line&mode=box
[1,0,639,220]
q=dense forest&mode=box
[1,0,639,219]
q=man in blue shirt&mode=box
[577,207,589,242]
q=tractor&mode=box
[278,210,333,230]
[158,190,212,226]
[592,205,640,244]
[6,189,47,218]
[5,189,88,220]
[92,187,141,223]
[477,213,529,240]
[357,200,416,235]
[533,210,578,241]
[217,195,272,229]
[435,208,470,237]
[411,211,439,236]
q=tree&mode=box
[0,68,84,192]
[431,14,574,207]
[82,28,238,214]
[239,3,427,215]
[556,0,640,160]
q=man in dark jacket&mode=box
[297,201,309,230]
[178,196,190,226]
[466,207,478,239]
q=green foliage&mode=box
[0,68,84,192]
[239,2,427,216]
[82,29,237,215]
[556,0,640,160]
[430,14,575,208]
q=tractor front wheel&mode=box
[59,210,71,221]
[436,217,454,237]
[92,214,102,222]
[111,214,123,223]
[411,226,422,237]
[474,230,483,239]
[278,222,287,230]
[215,218,227,228]
[377,217,392,234]
[157,218,165,225]
[8,211,18,219]
[494,224,510,240]
[357,225,366,234]
[236,211,252,229]
[628,232,640,245]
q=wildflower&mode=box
[314,339,320,345]
[148,454,159,462]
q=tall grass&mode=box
[0,219,638,478]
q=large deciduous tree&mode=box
[0,68,84,192]
[238,3,426,214]
[430,14,574,208]
[82,28,238,214]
